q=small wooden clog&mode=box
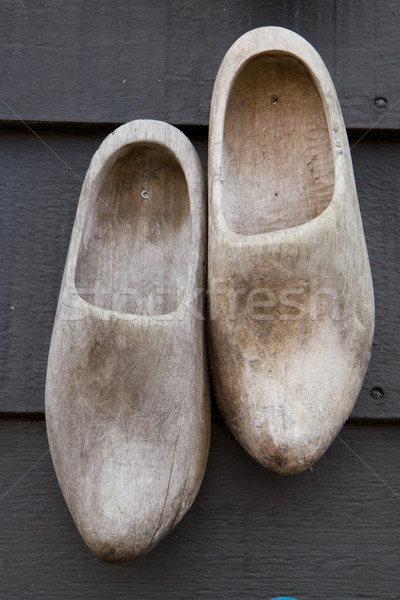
[46,120,210,561]
[207,27,374,475]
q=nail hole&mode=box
[370,387,384,400]
[141,189,150,199]
[374,97,387,109]
[271,96,278,105]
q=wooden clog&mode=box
[46,120,210,561]
[207,27,374,475]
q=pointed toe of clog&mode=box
[85,534,145,564]
[209,306,373,475]
[78,510,172,562]
[240,399,345,476]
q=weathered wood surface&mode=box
[0,130,398,418]
[0,0,399,128]
[207,27,374,474]
[45,120,210,561]
[0,418,399,599]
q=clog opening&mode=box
[222,51,335,235]
[75,143,191,315]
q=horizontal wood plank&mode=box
[0,0,399,128]
[0,129,398,417]
[0,418,399,599]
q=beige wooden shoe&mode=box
[46,120,210,561]
[207,27,374,475]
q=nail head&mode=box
[374,97,387,109]
[370,387,384,400]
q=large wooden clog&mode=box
[46,120,210,561]
[207,27,374,475]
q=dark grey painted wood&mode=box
[0,131,109,414]
[0,0,399,128]
[0,418,399,599]
[352,136,400,419]
[0,129,398,418]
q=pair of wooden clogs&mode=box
[46,27,374,562]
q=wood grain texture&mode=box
[222,48,334,234]
[45,121,210,561]
[0,0,398,128]
[207,27,375,474]
[0,130,398,418]
[0,418,399,599]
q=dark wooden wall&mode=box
[0,2,399,599]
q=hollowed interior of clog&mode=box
[222,52,335,235]
[75,143,191,315]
